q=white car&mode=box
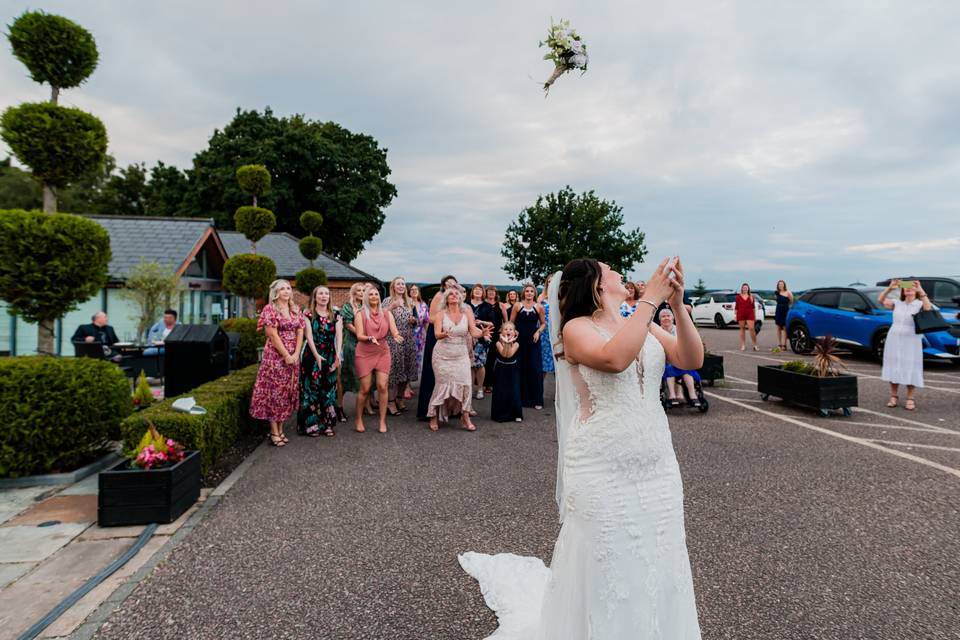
[691,291,765,331]
[763,299,777,318]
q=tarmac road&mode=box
[92,327,959,640]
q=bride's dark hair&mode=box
[558,258,604,337]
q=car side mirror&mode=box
[854,306,870,315]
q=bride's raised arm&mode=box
[649,257,704,370]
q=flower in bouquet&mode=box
[131,422,186,469]
[540,19,589,93]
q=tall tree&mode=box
[0,157,41,209]
[144,161,190,216]
[501,186,647,284]
[188,108,397,262]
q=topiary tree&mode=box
[222,253,277,303]
[2,11,107,213]
[223,165,277,315]
[235,164,271,206]
[0,209,111,355]
[294,210,327,295]
[234,206,276,254]
[119,261,182,342]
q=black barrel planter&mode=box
[757,365,858,417]
[698,354,725,386]
[98,450,201,526]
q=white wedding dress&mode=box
[459,320,701,639]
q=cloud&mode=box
[846,237,960,255]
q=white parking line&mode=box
[704,392,960,480]
[822,420,956,435]
[868,440,960,453]
[852,407,960,432]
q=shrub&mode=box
[235,164,271,201]
[298,235,323,262]
[0,357,131,478]
[119,365,259,474]
[222,253,276,300]
[234,206,276,248]
[294,267,328,295]
[299,210,323,235]
[781,360,815,375]
[0,103,108,188]
[132,370,154,409]
[221,317,262,367]
[7,11,99,91]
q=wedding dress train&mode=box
[459,326,701,639]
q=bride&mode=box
[459,257,703,639]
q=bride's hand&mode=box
[642,258,675,306]
[667,257,686,310]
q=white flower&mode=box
[570,40,583,53]
[571,53,588,68]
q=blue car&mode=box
[786,286,960,363]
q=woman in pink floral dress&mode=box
[250,279,305,447]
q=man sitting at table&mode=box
[144,309,179,356]
[72,312,120,346]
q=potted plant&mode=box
[697,340,724,386]
[98,422,201,526]
[758,336,858,417]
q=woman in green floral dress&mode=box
[299,286,343,436]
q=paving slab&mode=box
[58,474,100,497]
[0,523,89,563]
[0,486,56,524]
[0,562,35,589]
[4,495,98,527]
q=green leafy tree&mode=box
[501,186,647,284]
[0,157,41,209]
[692,278,708,298]
[222,165,277,313]
[2,11,106,213]
[222,254,276,303]
[143,161,190,216]
[187,108,396,262]
[295,209,327,295]
[119,261,182,342]
[235,164,271,206]
[0,209,111,355]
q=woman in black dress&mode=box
[483,286,504,394]
[510,283,546,409]
[491,321,522,422]
[298,286,343,437]
[774,279,793,351]
[468,284,496,400]
[417,274,460,420]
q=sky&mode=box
[2,0,960,290]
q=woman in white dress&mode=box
[459,256,704,639]
[878,279,931,411]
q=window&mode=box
[838,292,867,312]
[931,280,960,307]
[719,293,737,303]
[809,291,840,308]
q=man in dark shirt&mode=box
[72,312,120,346]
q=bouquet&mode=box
[540,19,589,93]
[131,421,186,470]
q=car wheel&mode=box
[872,329,888,362]
[714,313,725,329]
[789,323,812,354]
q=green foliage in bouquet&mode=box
[539,19,588,92]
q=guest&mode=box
[482,286,504,394]
[660,309,702,408]
[427,287,490,431]
[417,275,460,420]
[72,311,119,347]
[384,277,419,414]
[879,279,930,411]
[538,274,555,380]
[338,282,366,421]
[143,309,179,356]
[468,284,496,400]
[620,281,640,317]
[510,283,546,409]
[504,290,519,316]
[410,284,430,381]
[774,280,794,351]
[298,286,342,437]
[636,280,646,299]
[736,283,759,351]
[491,321,523,422]
[354,285,404,433]
[250,280,305,447]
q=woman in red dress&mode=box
[354,285,404,434]
[250,279,305,447]
[735,282,759,351]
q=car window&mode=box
[808,291,840,308]
[932,281,960,307]
[720,293,737,303]
[838,292,867,312]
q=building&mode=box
[0,215,379,356]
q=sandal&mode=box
[905,399,916,411]
[323,427,335,437]
[387,405,401,417]
[462,421,477,432]
[280,433,289,443]
[669,399,682,408]
[268,434,286,447]
[428,420,439,432]
[336,406,347,423]
[886,396,898,408]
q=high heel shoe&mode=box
[268,433,286,447]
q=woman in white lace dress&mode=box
[460,256,704,639]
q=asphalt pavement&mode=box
[92,325,959,640]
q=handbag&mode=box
[914,308,950,334]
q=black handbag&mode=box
[914,308,950,334]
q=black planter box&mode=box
[757,365,858,414]
[98,450,201,526]
[698,354,724,386]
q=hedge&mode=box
[0,357,131,478]
[120,365,259,474]
[220,318,262,367]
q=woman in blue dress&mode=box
[510,283,546,409]
[538,274,556,378]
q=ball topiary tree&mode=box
[234,206,276,254]
[235,164,271,207]
[2,11,107,213]
[0,209,111,355]
[223,165,277,314]
[223,253,277,301]
[294,210,328,295]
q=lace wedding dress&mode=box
[459,320,701,639]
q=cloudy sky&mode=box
[3,1,959,289]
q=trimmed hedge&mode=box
[119,365,259,474]
[220,318,261,367]
[0,357,131,478]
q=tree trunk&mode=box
[37,318,55,356]
[250,241,256,255]
[50,85,59,105]
[252,195,257,207]
[42,183,56,213]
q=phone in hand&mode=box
[898,280,917,289]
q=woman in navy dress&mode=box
[774,279,793,351]
[510,283,546,409]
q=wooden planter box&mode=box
[698,354,724,386]
[98,450,201,526]
[757,365,858,416]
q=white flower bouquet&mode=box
[540,19,589,93]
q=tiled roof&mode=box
[85,215,214,280]
[219,231,379,282]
